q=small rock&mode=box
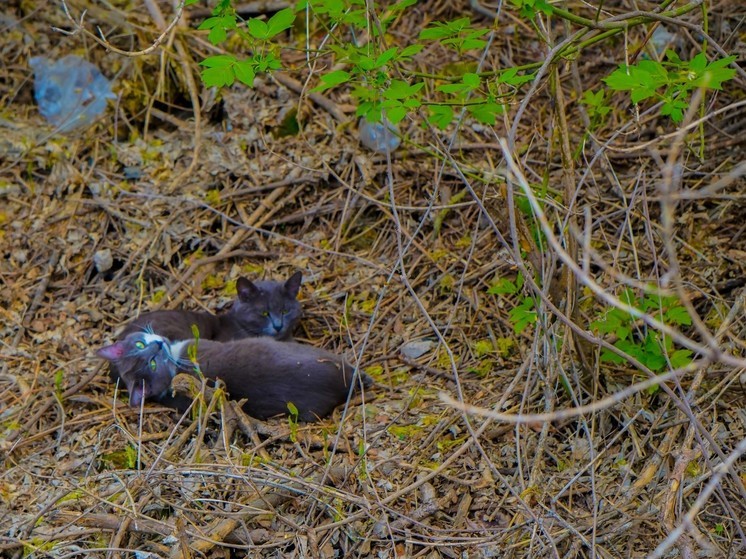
[11,249,28,264]
[123,166,142,180]
[400,340,435,359]
[93,248,113,273]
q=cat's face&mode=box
[97,332,176,407]
[230,271,302,339]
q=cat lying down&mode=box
[115,272,303,343]
[97,331,372,422]
[106,272,303,393]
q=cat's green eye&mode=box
[282,309,289,314]
[149,359,157,371]
[135,341,145,349]
[262,311,270,317]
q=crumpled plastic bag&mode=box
[30,54,116,132]
[359,117,401,153]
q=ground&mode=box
[1,1,746,558]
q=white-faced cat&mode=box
[98,331,175,407]
[97,332,372,421]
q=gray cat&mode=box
[117,272,303,342]
[97,331,372,421]
[106,272,303,400]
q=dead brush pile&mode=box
[1,1,745,557]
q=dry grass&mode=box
[1,1,746,558]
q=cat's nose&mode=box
[272,319,283,332]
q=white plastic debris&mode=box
[30,54,115,132]
[359,117,401,153]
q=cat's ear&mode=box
[236,277,260,301]
[284,271,302,297]
[97,342,125,361]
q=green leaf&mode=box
[427,105,453,129]
[248,18,269,40]
[600,348,627,364]
[688,52,707,73]
[615,339,642,360]
[391,0,418,11]
[437,83,470,95]
[617,326,632,341]
[199,14,236,45]
[266,8,295,37]
[664,306,691,326]
[462,72,480,88]
[620,288,637,307]
[351,84,376,103]
[511,0,554,18]
[660,98,687,122]
[646,383,661,395]
[384,105,407,124]
[201,66,234,87]
[536,0,554,15]
[200,54,236,68]
[661,333,674,353]
[509,297,537,334]
[499,67,535,86]
[419,18,468,40]
[665,49,682,64]
[255,52,282,71]
[468,101,504,125]
[458,38,487,51]
[692,56,737,89]
[582,89,602,107]
[376,47,399,67]
[604,60,669,94]
[234,61,256,86]
[590,316,617,336]
[645,353,667,371]
[604,68,636,91]
[354,54,376,71]
[312,70,351,92]
[630,86,657,103]
[400,44,424,57]
[638,60,668,83]
[208,26,227,45]
[198,16,221,30]
[488,277,518,295]
[703,55,737,72]
[355,100,376,119]
[383,80,424,100]
[669,347,692,368]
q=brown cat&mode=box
[97,331,372,421]
[107,272,303,394]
